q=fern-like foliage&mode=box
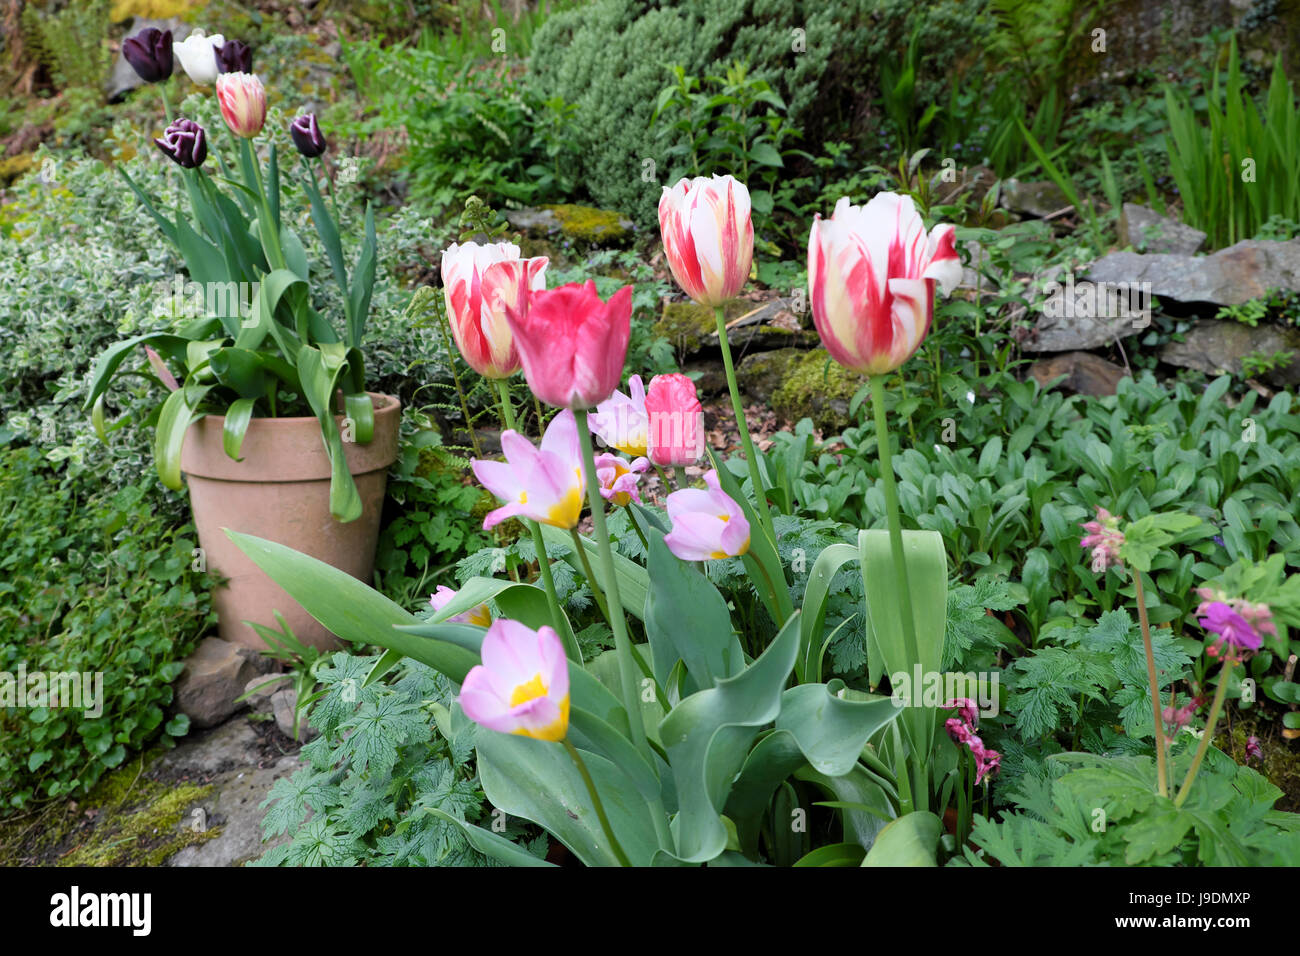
[21,0,111,92]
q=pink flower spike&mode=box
[458,619,570,741]
[944,698,978,726]
[1197,601,1262,654]
[663,469,751,562]
[1079,505,1124,573]
[471,410,585,530]
[429,585,492,628]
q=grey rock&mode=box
[154,719,261,778]
[175,637,275,730]
[272,688,317,742]
[166,754,301,867]
[931,164,997,208]
[737,347,803,404]
[680,359,728,396]
[1000,179,1070,218]
[1160,319,1300,388]
[1119,203,1207,255]
[702,297,816,351]
[1028,272,1153,351]
[1029,351,1129,396]
[242,675,284,713]
[505,207,561,235]
[1086,239,1300,306]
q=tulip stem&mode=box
[562,738,632,867]
[496,381,574,660]
[1133,572,1169,798]
[575,408,674,852]
[869,375,921,672]
[240,137,286,273]
[625,506,650,553]
[713,305,777,548]
[569,527,611,624]
[1174,654,1234,808]
[435,295,480,457]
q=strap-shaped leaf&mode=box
[645,529,744,689]
[708,448,792,622]
[222,397,256,461]
[541,523,649,621]
[425,808,555,867]
[154,384,209,490]
[226,530,479,681]
[569,705,660,800]
[82,332,187,410]
[347,202,377,349]
[280,224,310,281]
[657,611,801,863]
[209,347,268,398]
[775,681,902,777]
[861,811,941,866]
[477,733,661,867]
[298,344,362,522]
[343,392,374,444]
[798,542,857,682]
[301,167,350,320]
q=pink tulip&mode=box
[658,175,754,307]
[807,193,960,376]
[588,374,649,457]
[593,452,648,507]
[429,585,492,628]
[503,280,632,409]
[644,372,704,467]
[471,410,585,530]
[441,242,548,379]
[459,619,570,742]
[215,71,267,138]
[663,469,750,561]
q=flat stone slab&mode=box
[1160,318,1300,388]
[1086,239,1300,306]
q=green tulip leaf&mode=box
[861,810,942,866]
[425,809,555,867]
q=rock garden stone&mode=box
[1029,351,1130,396]
[1160,319,1300,388]
[272,687,318,741]
[999,179,1071,218]
[1119,203,1207,254]
[1086,238,1300,306]
[175,637,275,729]
[505,203,633,245]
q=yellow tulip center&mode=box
[510,673,549,708]
[545,485,583,528]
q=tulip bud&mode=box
[658,174,754,307]
[122,27,174,83]
[215,72,267,139]
[644,373,704,467]
[215,39,252,75]
[289,113,327,158]
[154,118,208,169]
[173,29,224,86]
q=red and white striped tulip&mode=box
[658,174,754,307]
[807,193,961,376]
[215,72,266,139]
[441,242,548,380]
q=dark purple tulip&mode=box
[289,113,327,158]
[215,39,252,75]
[123,27,174,83]
[154,118,208,169]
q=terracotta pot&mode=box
[180,392,401,651]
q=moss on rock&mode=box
[655,299,752,354]
[770,348,867,432]
[541,204,632,244]
[0,752,219,866]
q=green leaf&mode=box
[645,530,744,688]
[794,842,866,867]
[658,612,802,863]
[799,542,857,682]
[154,385,209,490]
[476,733,661,866]
[226,531,478,681]
[541,523,649,620]
[861,811,942,866]
[222,397,256,461]
[775,682,902,777]
[426,808,555,866]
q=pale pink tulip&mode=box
[471,410,585,530]
[663,469,751,561]
[459,619,570,741]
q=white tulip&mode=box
[174,29,224,86]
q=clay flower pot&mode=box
[180,393,401,651]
